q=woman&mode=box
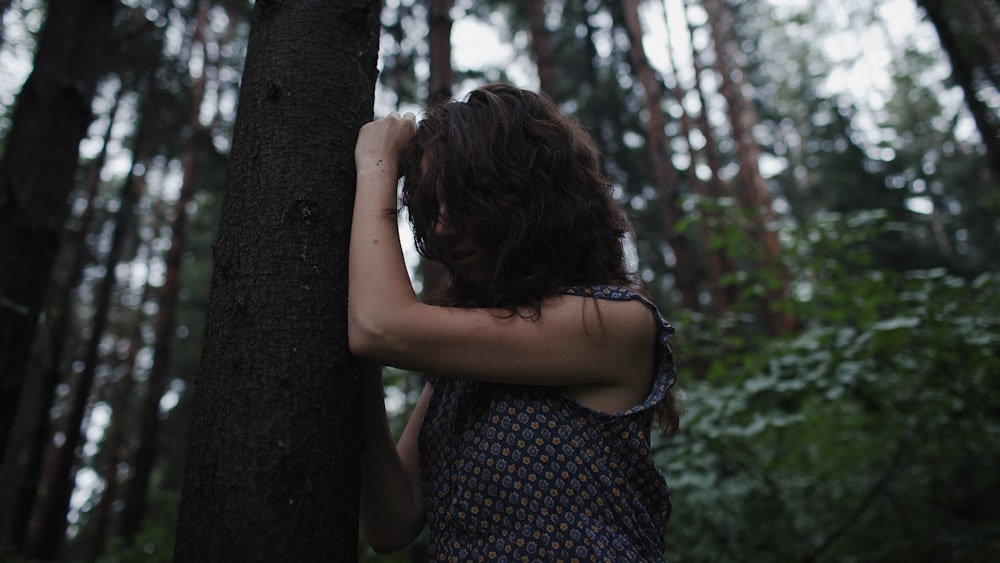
[349,83,678,561]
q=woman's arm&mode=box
[349,114,654,389]
[359,361,429,553]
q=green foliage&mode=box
[659,213,1000,561]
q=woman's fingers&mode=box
[355,111,417,171]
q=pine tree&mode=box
[616,0,699,309]
[173,1,383,560]
[25,117,146,560]
[0,0,116,466]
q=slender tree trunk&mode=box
[173,1,382,560]
[87,288,143,559]
[529,0,557,97]
[25,135,147,561]
[703,0,794,335]
[422,0,452,296]
[0,0,116,466]
[87,243,158,560]
[427,0,453,104]
[618,0,699,309]
[660,1,729,317]
[86,357,130,562]
[3,87,124,551]
[580,2,599,90]
[682,0,739,311]
[118,1,213,544]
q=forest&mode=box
[0,0,998,561]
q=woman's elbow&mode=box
[347,314,378,358]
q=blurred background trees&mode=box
[0,0,997,561]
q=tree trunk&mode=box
[24,133,147,561]
[115,132,201,542]
[172,1,382,560]
[703,0,794,335]
[422,0,453,296]
[529,0,556,97]
[427,0,453,104]
[117,1,213,544]
[0,0,115,467]
[660,1,729,317]
[88,257,153,561]
[3,85,124,551]
[618,0,700,310]
[681,0,739,312]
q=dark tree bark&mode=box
[0,0,116,463]
[618,0,700,310]
[427,0,453,104]
[173,1,382,561]
[24,131,147,561]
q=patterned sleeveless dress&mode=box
[418,285,678,562]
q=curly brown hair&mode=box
[400,83,678,434]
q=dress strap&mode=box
[560,285,678,412]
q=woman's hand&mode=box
[355,112,416,175]
[350,111,421,353]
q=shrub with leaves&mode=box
[659,212,1000,562]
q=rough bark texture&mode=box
[173,1,382,561]
[0,0,115,467]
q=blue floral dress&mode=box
[418,285,678,562]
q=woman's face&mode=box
[417,150,493,289]
[432,202,493,289]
